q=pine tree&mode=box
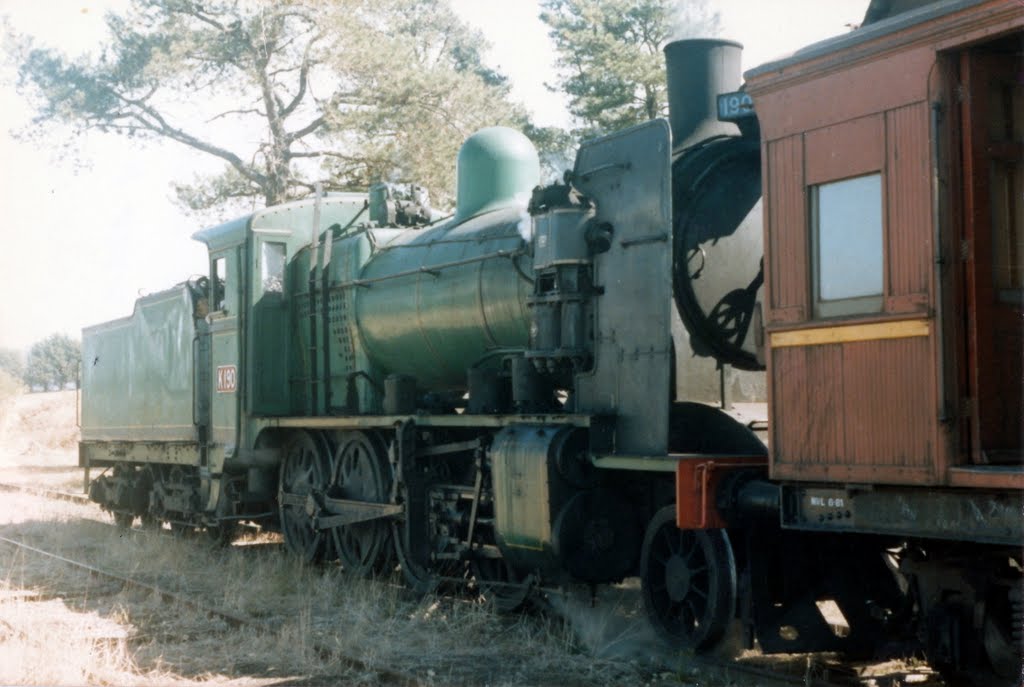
[540,0,720,137]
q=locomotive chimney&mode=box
[663,38,743,149]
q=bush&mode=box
[0,368,24,405]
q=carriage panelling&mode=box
[765,135,807,324]
[771,334,939,483]
[751,19,972,486]
[753,44,934,143]
[885,102,933,312]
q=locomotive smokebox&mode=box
[663,38,743,149]
[665,37,765,373]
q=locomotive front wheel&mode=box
[328,431,393,576]
[278,430,331,563]
[640,505,737,651]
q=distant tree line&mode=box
[0,334,80,392]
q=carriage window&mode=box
[261,242,286,294]
[811,173,884,318]
[213,257,227,311]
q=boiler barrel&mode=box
[352,126,541,392]
[354,208,534,391]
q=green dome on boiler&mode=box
[455,127,540,222]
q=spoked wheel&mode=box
[278,430,331,563]
[328,431,393,576]
[393,497,441,596]
[392,476,460,596]
[640,505,737,651]
[472,555,532,613]
[138,467,160,530]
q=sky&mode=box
[0,0,869,352]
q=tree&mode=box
[540,0,720,137]
[0,349,26,403]
[0,348,24,382]
[11,0,528,216]
[25,334,80,391]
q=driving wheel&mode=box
[278,430,330,563]
[328,431,393,576]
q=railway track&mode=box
[0,480,939,687]
[0,532,423,686]
[0,480,91,505]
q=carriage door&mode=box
[960,44,1023,465]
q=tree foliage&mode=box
[12,0,528,215]
[540,0,720,137]
[25,334,80,391]
[0,349,24,382]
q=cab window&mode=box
[261,242,286,294]
[212,256,228,311]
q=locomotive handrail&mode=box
[75,361,81,429]
[332,247,528,290]
[577,161,631,181]
[191,335,199,427]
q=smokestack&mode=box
[663,38,743,150]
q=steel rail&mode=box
[0,481,90,505]
[0,534,257,628]
[0,534,423,687]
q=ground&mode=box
[0,391,768,687]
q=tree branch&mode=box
[285,114,325,143]
[279,48,314,117]
[206,108,264,122]
[111,91,268,186]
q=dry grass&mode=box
[0,370,24,407]
[0,391,738,687]
[0,489,715,687]
[0,390,79,466]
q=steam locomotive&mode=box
[80,2,1022,683]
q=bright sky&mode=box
[0,0,868,352]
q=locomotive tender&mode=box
[80,1,1022,683]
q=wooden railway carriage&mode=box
[750,0,1022,489]
[722,0,1022,679]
